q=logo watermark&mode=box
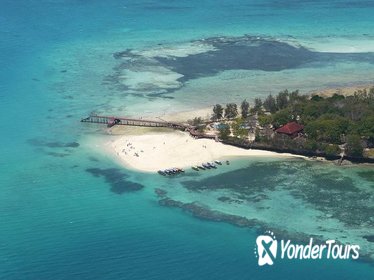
[254,231,360,266]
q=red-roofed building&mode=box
[275,122,304,138]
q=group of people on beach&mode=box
[116,140,144,158]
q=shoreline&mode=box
[310,83,374,98]
[109,130,305,173]
[97,83,374,173]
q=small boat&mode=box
[192,166,199,171]
[177,168,185,173]
[214,160,222,165]
[158,170,166,176]
[208,162,217,168]
[198,165,206,170]
[226,160,230,165]
[202,163,211,169]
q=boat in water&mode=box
[158,170,166,176]
[202,163,211,169]
[208,162,217,168]
[158,168,185,176]
[214,160,222,165]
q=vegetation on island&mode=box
[189,117,205,133]
[224,103,238,119]
[205,87,374,159]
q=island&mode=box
[201,86,374,164]
[83,86,374,174]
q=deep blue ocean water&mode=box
[1,1,374,279]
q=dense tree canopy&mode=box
[254,98,263,112]
[211,88,373,157]
[212,104,223,120]
[256,88,374,157]
[263,94,277,113]
[232,118,248,138]
[218,124,231,140]
[346,134,363,157]
[224,103,238,119]
[241,100,250,119]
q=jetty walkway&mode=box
[81,114,219,141]
[81,114,188,130]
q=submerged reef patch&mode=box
[182,161,286,193]
[364,235,374,242]
[158,196,374,263]
[86,168,144,194]
[27,138,80,148]
[357,171,374,183]
[171,160,374,262]
[46,152,70,158]
[110,35,374,97]
[182,161,373,227]
[158,197,259,227]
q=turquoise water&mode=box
[1,0,374,279]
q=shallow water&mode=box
[158,159,374,258]
[1,0,374,279]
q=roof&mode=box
[275,122,304,135]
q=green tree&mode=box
[258,114,273,127]
[301,101,328,120]
[330,93,345,101]
[218,124,231,140]
[324,144,340,156]
[304,139,318,151]
[356,115,374,145]
[344,96,365,121]
[191,117,203,126]
[304,115,349,144]
[311,95,323,102]
[272,109,293,128]
[304,121,319,140]
[224,103,238,119]
[254,98,263,112]
[232,118,248,138]
[212,104,223,120]
[191,117,205,132]
[263,94,277,113]
[289,90,300,103]
[241,99,250,119]
[346,134,363,157]
[276,90,289,109]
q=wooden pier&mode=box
[81,115,188,130]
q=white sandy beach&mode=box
[110,130,304,172]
